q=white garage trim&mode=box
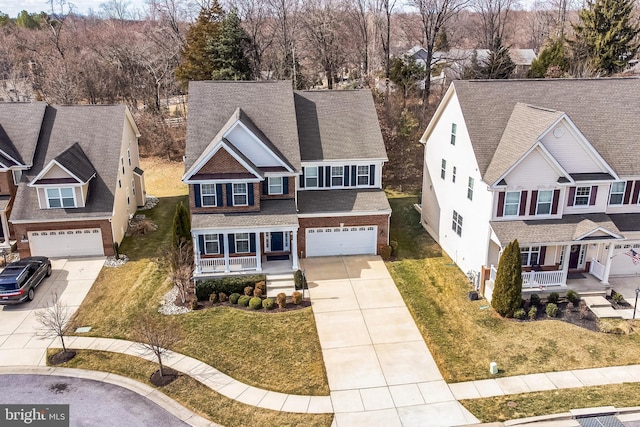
[306,226,377,257]
[28,228,104,258]
[610,243,640,276]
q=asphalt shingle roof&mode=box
[452,78,640,178]
[0,102,47,166]
[52,142,97,183]
[191,199,299,229]
[294,90,387,161]
[11,104,128,222]
[297,189,391,214]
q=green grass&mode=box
[50,349,333,427]
[69,158,329,396]
[461,383,640,423]
[386,193,640,383]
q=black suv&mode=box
[0,257,52,305]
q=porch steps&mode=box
[583,296,624,319]
[266,273,295,297]
[582,296,611,308]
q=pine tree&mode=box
[208,10,252,80]
[175,2,224,87]
[481,38,515,79]
[491,240,523,317]
[528,38,569,78]
[172,201,191,246]
[571,0,640,75]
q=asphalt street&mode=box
[0,374,188,426]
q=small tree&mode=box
[167,241,194,304]
[133,314,182,378]
[491,239,523,317]
[208,9,253,80]
[35,294,72,353]
[172,201,191,247]
[528,38,569,78]
[481,38,516,79]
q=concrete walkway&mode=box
[303,256,479,427]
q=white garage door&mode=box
[28,228,105,258]
[610,243,640,276]
[306,226,377,257]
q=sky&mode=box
[0,0,148,17]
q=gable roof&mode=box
[452,78,640,178]
[33,142,97,184]
[11,104,129,222]
[0,102,48,167]
[185,81,301,172]
[294,90,387,161]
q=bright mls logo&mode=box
[1,405,68,426]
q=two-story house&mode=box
[420,79,640,299]
[7,104,146,258]
[183,81,390,286]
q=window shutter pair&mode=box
[567,186,598,206]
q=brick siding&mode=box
[189,183,261,213]
[261,177,296,200]
[199,149,250,175]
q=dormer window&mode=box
[609,182,625,205]
[357,165,370,186]
[331,167,344,186]
[268,177,283,195]
[47,188,75,208]
[574,186,591,206]
[305,167,319,188]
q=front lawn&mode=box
[387,193,640,383]
[69,158,329,396]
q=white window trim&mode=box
[356,165,370,186]
[609,182,625,205]
[504,191,520,216]
[535,190,553,215]
[450,123,457,145]
[331,166,344,187]
[452,166,457,183]
[452,210,462,236]
[204,234,220,255]
[440,159,446,180]
[46,187,77,209]
[233,183,248,206]
[574,186,591,206]
[131,178,136,196]
[305,166,319,188]
[268,177,283,195]
[127,149,132,166]
[235,233,250,253]
[521,246,541,266]
[467,177,474,200]
[201,183,217,207]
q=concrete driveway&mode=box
[303,255,478,427]
[0,257,105,366]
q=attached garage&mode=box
[306,226,377,257]
[610,244,640,276]
[27,228,105,258]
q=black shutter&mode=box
[250,233,256,252]
[539,246,546,265]
[300,168,305,188]
[633,181,640,204]
[351,166,357,186]
[589,186,598,205]
[262,180,268,196]
[551,189,560,214]
[283,177,289,194]
[218,234,224,253]
[519,191,528,216]
[226,183,233,206]
[497,192,505,217]
[318,167,324,188]
[194,184,201,208]
[216,184,223,207]
[568,187,576,206]
[369,164,375,186]
[228,234,235,254]
[248,183,254,206]
[325,166,331,187]
[344,166,350,186]
[529,190,538,216]
[624,181,633,204]
[198,235,205,254]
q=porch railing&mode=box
[198,256,258,274]
[589,258,605,281]
[522,270,564,288]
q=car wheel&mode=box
[46,264,52,277]
[27,288,34,301]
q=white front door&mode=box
[28,228,104,257]
[306,226,377,257]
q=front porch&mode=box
[194,255,297,277]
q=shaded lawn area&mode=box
[52,350,333,427]
[69,158,329,396]
[461,383,640,423]
[386,193,640,383]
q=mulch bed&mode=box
[150,367,179,387]
[48,350,77,365]
[175,295,312,313]
[515,301,600,332]
[605,290,633,310]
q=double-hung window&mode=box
[521,246,540,266]
[452,166,457,183]
[331,166,343,186]
[235,233,250,253]
[201,183,216,206]
[450,123,457,145]
[574,186,591,206]
[204,234,220,254]
[233,183,248,206]
[452,210,463,236]
[536,190,553,215]
[440,159,446,180]
[357,165,369,186]
[504,191,520,216]
[305,167,318,188]
[268,177,283,195]
[609,182,625,205]
[47,188,75,208]
[467,177,474,200]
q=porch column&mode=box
[193,233,201,275]
[0,212,9,246]
[601,243,615,285]
[223,232,230,273]
[256,232,262,271]
[562,244,571,284]
[291,229,299,270]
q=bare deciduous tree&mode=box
[133,313,182,378]
[166,241,194,304]
[35,294,72,353]
[472,0,519,48]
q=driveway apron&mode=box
[303,255,479,427]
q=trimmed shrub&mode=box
[547,292,559,304]
[229,293,241,304]
[528,305,538,320]
[491,240,523,317]
[253,288,263,298]
[263,298,275,310]
[613,292,625,303]
[546,303,558,317]
[208,293,218,303]
[255,281,267,294]
[276,292,287,309]
[218,292,228,302]
[244,286,254,296]
[529,294,540,306]
[249,297,262,310]
[514,308,526,319]
[565,290,580,305]
[291,291,302,305]
[294,270,307,290]
[238,295,251,307]
[379,245,392,260]
[195,275,266,301]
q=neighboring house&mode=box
[183,81,390,283]
[419,79,640,299]
[8,104,146,258]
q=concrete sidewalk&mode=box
[303,256,479,427]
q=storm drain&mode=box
[578,415,625,427]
